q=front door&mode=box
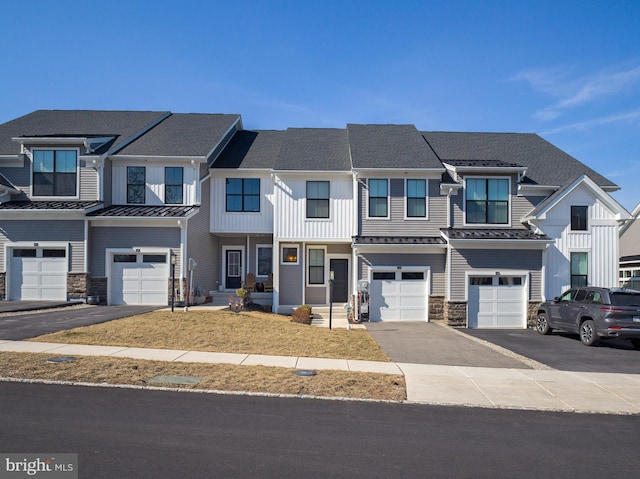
[226,250,242,289]
[330,259,349,303]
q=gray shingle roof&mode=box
[274,128,351,171]
[0,110,169,156]
[212,130,284,169]
[87,205,198,218]
[116,113,240,157]
[0,200,102,210]
[422,132,617,189]
[348,124,442,169]
[442,228,548,241]
[353,236,445,245]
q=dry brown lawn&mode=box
[0,352,406,402]
[31,309,389,361]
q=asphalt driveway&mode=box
[462,328,640,374]
[365,321,533,368]
[0,303,160,340]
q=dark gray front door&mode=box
[226,250,242,289]
[330,259,349,303]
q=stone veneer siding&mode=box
[0,272,5,300]
[527,301,539,328]
[88,277,107,305]
[67,273,88,301]
[429,296,444,321]
[444,301,467,327]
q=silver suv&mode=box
[536,287,640,348]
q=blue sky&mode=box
[1,0,639,210]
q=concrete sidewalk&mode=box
[1,339,639,415]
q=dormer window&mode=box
[32,149,77,197]
[465,178,509,224]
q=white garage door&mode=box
[110,253,169,305]
[369,270,428,322]
[9,248,67,301]
[468,275,526,328]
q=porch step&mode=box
[311,304,350,328]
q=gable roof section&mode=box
[422,132,618,190]
[274,128,351,171]
[0,110,169,156]
[523,174,631,222]
[212,130,285,169]
[348,124,442,170]
[620,202,640,237]
[115,113,240,158]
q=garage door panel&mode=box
[111,254,168,305]
[370,271,428,322]
[10,252,67,301]
[468,279,526,329]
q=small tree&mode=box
[236,288,251,308]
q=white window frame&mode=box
[30,147,80,200]
[366,178,390,220]
[404,178,429,220]
[569,250,590,288]
[281,244,299,265]
[305,180,331,221]
[255,244,273,278]
[463,176,511,227]
[306,245,327,287]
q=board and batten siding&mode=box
[539,186,620,298]
[0,220,85,272]
[111,162,199,205]
[103,158,113,205]
[210,172,274,234]
[358,252,446,296]
[359,178,446,236]
[89,226,181,277]
[274,174,354,241]
[449,248,543,302]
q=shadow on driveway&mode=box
[0,304,161,341]
[461,328,640,374]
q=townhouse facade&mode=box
[0,110,631,328]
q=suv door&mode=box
[548,289,577,327]
[561,288,588,333]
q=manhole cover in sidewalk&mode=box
[148,375,203,385]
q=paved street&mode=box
[1,382,638,478]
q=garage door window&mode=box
[43,249,65,258]
[114,254,137,263]
[143,254,166,263]
[498,276,522,286]
[373,272,395,280]
[13,249,37,258]
[470,276,492,285]
[402,272,424,280]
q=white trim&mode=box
[280,244,300,265]
[255,244,273,278]
[462,175,512,227]
[569,249,590,288]
[404,178,429,221]
[5,242,70,300]
[30,147,81,200]
[365,178,390,220]
[304,180,331,221]
[367,265,431,322]
[221,245,245,290]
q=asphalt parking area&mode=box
[0,304,160,340]
[461,328,640,374]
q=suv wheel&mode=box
[536,313,552,335]
[580,319,599,346]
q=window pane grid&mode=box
[369,179,388,217]
[308,249,324,284]
[226,178,260,212]
[407,179,426,217]
[306,181,330,218]
[466,178,508,224]
[127,166,145,204]
[33,150,77,197]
